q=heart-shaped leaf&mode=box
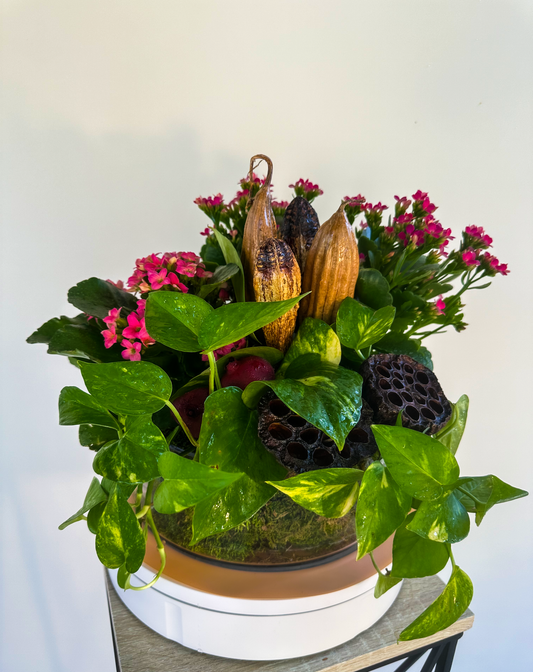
[355,268,393,309]
[68,277,138,318]
[214,230,245,302]
[399,565,473,641]
[278,318,341,377]
[93,417,168,484]
[434,395,469,455]
[48,324,122,363]
[80,361,172,415]
[374,571,402,598]
[27,314,87,345]
[455,475,528,525]
[154,452,243,514]
[372,425,460,501]
[356,461,412,559]
[59,477,108,530]
[337,297,396,352]
[95,483,145,572]
[267,468,363,518]
[79,425,118,451]
[391,512,450,578]
[198,294,308,353]
[145,292,213,352]
[59,387,120,430]
[406,493,470,543]
[192,388,286,543]
[243,366,363,449]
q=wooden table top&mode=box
[105,573,474,672]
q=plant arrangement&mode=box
[29,154,526,642]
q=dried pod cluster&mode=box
[280,196,320,273]
[258,390,378,473]
[360,354,452,433]
[253,238,301,353]
[299,202,359,325]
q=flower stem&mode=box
[165,401,198,448]
[126,509,166,591]
[207,351,221,393]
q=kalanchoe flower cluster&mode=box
[102,299,155,362]
[127,252,212,294]
[201,338,247,362]
[343,195,366,224]
[289,179,324,203]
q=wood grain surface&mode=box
[106,573,474,672]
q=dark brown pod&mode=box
[360,354,452,434]
[257,391,378,473]
[280,196,320,273]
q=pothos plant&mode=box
[28,155,526,643]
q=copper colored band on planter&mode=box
[143,532,393,600]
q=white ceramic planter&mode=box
[109,551,401,661]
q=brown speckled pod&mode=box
[241,154,277,301]
[279,196,320,273]
[253,238,301,353]
[299,202,359,324]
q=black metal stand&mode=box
[357,634,462,672]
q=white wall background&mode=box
[1,1,532,670]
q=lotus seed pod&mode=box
[241,154,277,301]
[257,391,378,473]
[360,353,452,433]
[279,196,320,273]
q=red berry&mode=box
[171,388,209,439]
[220,356,275,390]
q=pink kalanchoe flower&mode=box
[106,279,125,289]
[435,295,446,315]
[121,340,142,362]
[412,190,428,201]
[439,241,450,257]
[195,265,213,279]
[465,225,493,248]
[202,337,246,362]
[462,249,480,267]
[194,193,224,208]
[174,258,197,277]
[166,273,189,293]
[147,268,169,290]
[364,202,389,213]
[103,307,122,327]
[122,312,144,340]
[219,287,230,301]
[102,325,118,349]
[135,299,146,318]
[181,252,200,262]
[200,227,212,237]
[229,229,238,239]
[481,252,510,276]
[359,253,366,263]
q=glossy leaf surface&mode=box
[48,324,121,363]
[372,425,460,501]
[214,230,245,302]
[356,462,412,559]
[68,277,138,318]
[278,318,341,376]
[399,566,473,641]
[80,361,172,415]
[58,386,120,430]
[79,424,118,451]
[337,297,396,351]
[145,292,213,352]
[27,314,87,345]
[267,468,363,518]
[391,512,450,577]
[355,268,393,309]
[434,395,469,455]
[154,452,242,514]
[455,474,528,525]
[59,477,108,530]
[375,571,402,598]
[407,492,470,543]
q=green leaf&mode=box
[278,318,341,376]
[80,361,172,415]
[356,462,412,559]
[95,484,145,572]
[48,324,121,363]
[27,314,87,345]
[192,388,286,543]
[145,292,213,352]
[59,477,108,530]
[93,417,168,484]
[214,230,245,302]
[455,475,528,525]
[391,512,450,578]
[87,501,107,534]
[68,277,138,318]
[198,294,309,353]
[243,366,363,449]
[58,387,120,430]
[79,424,118,451]
[267,468,363,518]
[337,298,396,351]
[375,572,402,598]
[434,395,469,455]
[173,347,284,398]
[372,426,460,501]
[355,268,393,309]
[197,263,240,299]
[153,452,242,514]
[399,565,473,641]
[407,493,470,543]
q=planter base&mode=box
[109,538,401,661]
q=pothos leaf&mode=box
[374,571,402,598]
[336,297,396,352]
[58,386,120,430]
[407,492,470,543]
[391,512,450,578]
[214,230,245,302]
[145,291,213,352]
[434,395,469,455]
[277,318,341,377]
[59,477,108,530]
[455,475,528,525]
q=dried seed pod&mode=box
[257,391,378,473]
[279,196,320,273]
[360,353,452,434]
[253,238,301,353]
[299,202,359,324]
[241,154,277,301]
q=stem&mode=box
[207,351,221,392]
[446,543,456,570]
[134,486,143,512]
[369,551,384,577]
[135,480,155,519]
[126,510,167,591]
[165,401,198,448]
[457,486,485,506]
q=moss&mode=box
[153,492,356,565]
